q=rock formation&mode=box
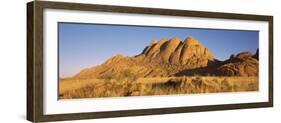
[215,51,258,76]
[140,36,214,68]
[73,36,258,79]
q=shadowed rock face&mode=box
[143,38,169,58]
[253,48,259,60]
[215,51,258,76]
[157,37,181,63]
[73,36,258,79]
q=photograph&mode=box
[58,23,259,99]
[26,1,273,122]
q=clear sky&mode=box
[59,23,258,78]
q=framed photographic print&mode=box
[27,0,273,122]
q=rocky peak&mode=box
[140,36,214,68]
[236,52,254,59]
[150,39,158,45]
[157,37,181,62]
[170,37,181,42]
[184,36,200,45]
[104,54,126,65]
[179,36,214,66]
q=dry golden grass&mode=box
[59,76,258,99]
[59,78,104,94]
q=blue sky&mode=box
[59,23,258,77]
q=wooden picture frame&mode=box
[27,1,273,122]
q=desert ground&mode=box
[59,76,258,99]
